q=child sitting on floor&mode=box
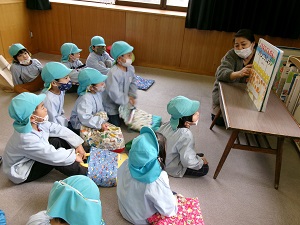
[9,43,44,93]
[60,42,86,93]
[2,92,87,184]
[26,175,105,225]
[69,67,109,134]
[41,62,73,128]
[86,36,114,75]
[102,41,137,126]
[158,96,209,178]
[117,127,178,224]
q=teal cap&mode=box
[89,36,106,53]
[41,62,72,89]
[8,93,46,133]
[47,175,105,225]
[77,68,107,96]
[128,127,161,184]
[167,96,200,130]
[61,43,82,62]
[110,41,134,60]
[8,43,26,57]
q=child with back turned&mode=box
[2,92,87,184]
[158,96,209,178]
[117,127,178,224]
[9,43,44,93]
[26,175,105,225]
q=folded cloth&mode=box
[147,194,205,225]
[119,104,162,132]
[134,75,155,91]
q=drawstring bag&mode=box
[80,112,125,152]
[119,104,162,131]
[81,147,128,187]
[147,194,205,225]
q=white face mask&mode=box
[32,114,49,124]
[20,57,31,65]
[194,119,199,126]
[72,57,79,63]
[121,58,132,67]
[234,45,253,59]
[94,86,105,93]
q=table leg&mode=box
[213,130,239,179]
[274,137,284,189]
[210,109,221,130]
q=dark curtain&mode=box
[26,0,51,10]
[185,0,300,39]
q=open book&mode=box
[247,38,284,112]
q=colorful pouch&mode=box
[147,195,205,225]
[119,104,162,131]
[80,112,125,152]
[134,75,155,91]
[81,147,128,187]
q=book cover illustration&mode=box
[247,38,283,112]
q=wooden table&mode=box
[210,82,300,189]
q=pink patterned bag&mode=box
[147,195,205,225]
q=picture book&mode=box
[286,76,300,113]
[272,60,285,91]
[293,105,300,152]
[280,71,299,102]
[247,38,284,112]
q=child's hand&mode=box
[101,123,109,131]
[75,154,84,163]
[105,60,113,68]
[75,145,86,159]
[201,157,208,165]
[129,96,136,106]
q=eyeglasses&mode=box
[59,181,100,203]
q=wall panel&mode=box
[27,2,300,76]
[30,3,72,54]
[126,12,185,69]
[0,2,31,59]
[70,5,126,59]
[181,30,234,75]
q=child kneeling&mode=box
[117,127,178,224]
[158,96,209,178]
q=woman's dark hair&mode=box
[177,115,193,128]
[234,29,255,43]
[155,132,166,169]
[13,49,30,63]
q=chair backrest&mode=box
[0,55,14,92]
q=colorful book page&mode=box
[247,38,283,112]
